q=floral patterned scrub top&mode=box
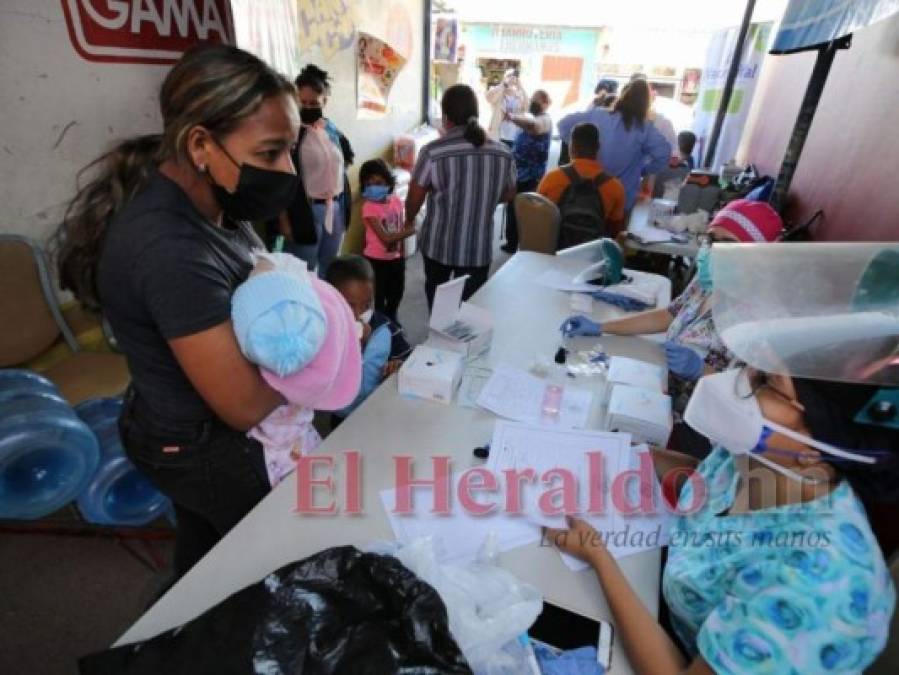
[663,447,895,674]
[666,278,733,416]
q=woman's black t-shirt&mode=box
[98,169,262,426]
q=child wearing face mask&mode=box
[325,255,413,429]
[231,251,362,486]
[359,159,416,323]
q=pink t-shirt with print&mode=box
[362,194,405,260]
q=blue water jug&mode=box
[75,398,171,526]
[0,371,101,519]
[0,369,58,404]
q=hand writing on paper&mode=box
[543,516,607,565]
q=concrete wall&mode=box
[737,11,899,241]
[0,0,425,248]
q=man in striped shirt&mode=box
[405,84,517,309]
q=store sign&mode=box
[61,0,232,64]
[491,25,563,54]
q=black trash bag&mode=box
[79,545,472,675]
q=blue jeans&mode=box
[291,199,345,278]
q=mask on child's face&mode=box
[362,185,390,202]
[684,369,877,483]
[360,308,374,324]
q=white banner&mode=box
[692,22,772,172]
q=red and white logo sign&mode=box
[61,0,233,65]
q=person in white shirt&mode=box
[486,68,528,145]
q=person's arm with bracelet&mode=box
[546,517,714,675]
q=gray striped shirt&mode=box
[412,127,515,267]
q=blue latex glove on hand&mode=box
[560,315,602,338]
[664,341,704,380]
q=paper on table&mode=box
[379,474,539,565]
[486,421,672,571]
[457,363,493,409]
[627,227,675,244]
[476,364,593,429]
[486,421,632,530]
[535,269,664,307]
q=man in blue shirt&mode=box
[558,79,671,210]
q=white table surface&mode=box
[625,202,700,258]
[116,252,668,675]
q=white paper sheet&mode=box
[379,422,672,570]
[486,422,672,571]
[476,364,593,430]
[457,363,494,409]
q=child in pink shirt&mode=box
[360,159,416,321]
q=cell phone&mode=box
[528,602,614,670]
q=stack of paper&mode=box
[378,421,672,570]
[607,384,673,447]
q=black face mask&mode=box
[207,139,297,222]
[300,106,324,125]
[529,100,543,116]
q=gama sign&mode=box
[61,0,233,64]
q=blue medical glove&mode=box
[560,315,603,338]
[664,341,704,380]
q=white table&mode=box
[624,202,700,259]
[116,252,667,675]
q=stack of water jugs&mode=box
[0,369,170,524]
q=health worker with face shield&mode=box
[561,199,785,457]
[546,243,898,675]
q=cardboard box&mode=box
[607,384,673,446]
[398,345,464,405]
[426,276,493,359]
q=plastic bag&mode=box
[370,536,543,675]
[79,546,472,675]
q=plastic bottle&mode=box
[0,371,100,519]
[75,398,171,526]
[0,369,58,404]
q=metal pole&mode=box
[703,0,756,169]
[422,0,432,125]
[770,35,851,212]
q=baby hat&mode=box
[232,252,327,377]
[261,277,362,411]
[710,199,783,243]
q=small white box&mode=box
[607,356,666,392]
[398,345,464,404]
[607,384,673,446]
[426,276,493,359]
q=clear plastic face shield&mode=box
[709,243,899,386]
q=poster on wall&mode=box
[433,16,458,63]
[692,22,771,171]
[356,32,407,118]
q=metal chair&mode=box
[0,235,129,405]
[514,192,560,255]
